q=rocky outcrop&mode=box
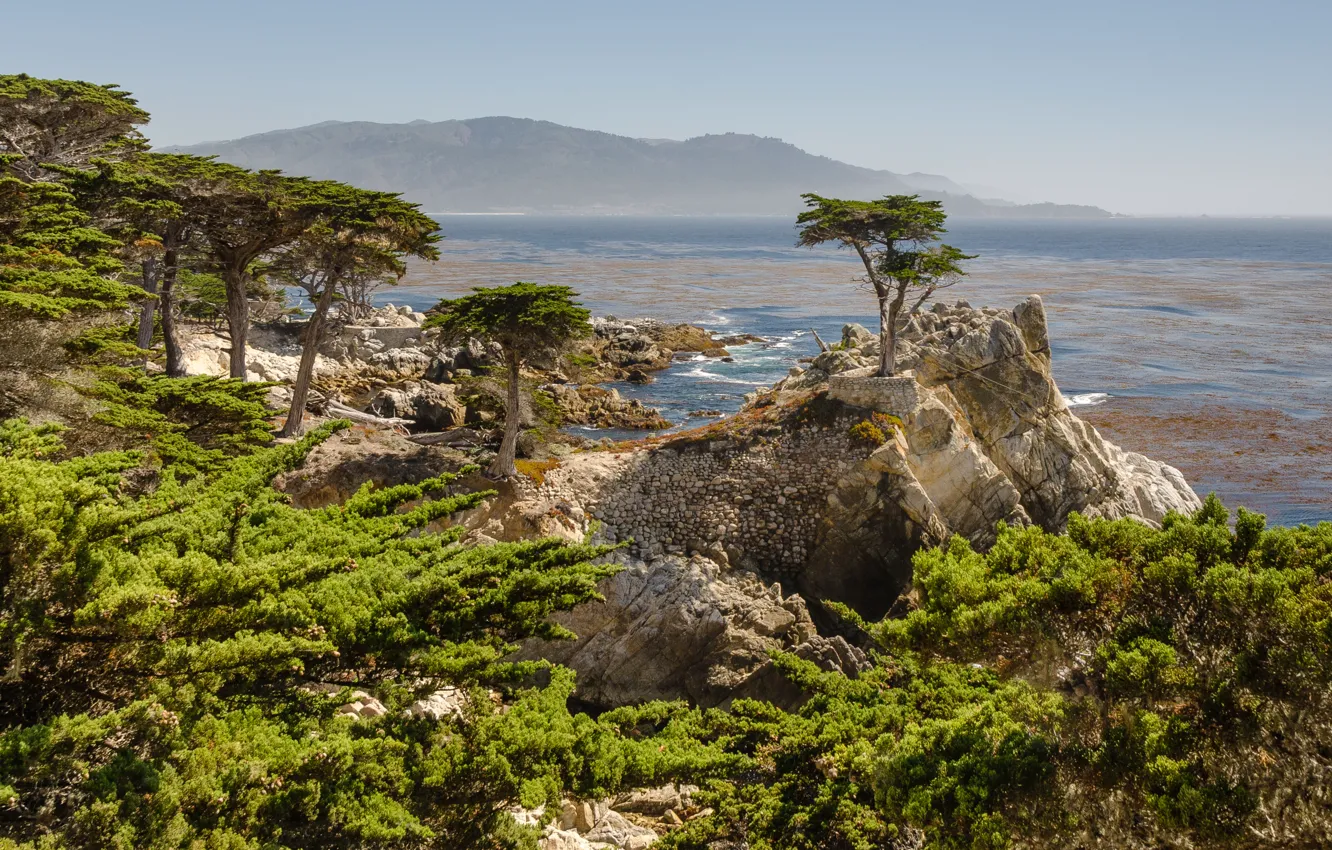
[272,426,466,509]
[788,296,1201,531]
[544,384,671,430]
[511,554,868,708]
[486,297,1200,636]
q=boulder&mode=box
[511,555,868,708]
[584,810,658,849]
[411,382,467,430]
[272,427,464,509]
[366,382,467,431]
[811,348,865,375]
[840,322,875,349]
[368,347,432,376]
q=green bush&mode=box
[0,419,700,849]
[645,496,1332,849]
[848,419,887,445]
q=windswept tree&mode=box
[797,194,974,376]
[0,74,148,181]
[426,283,591,478]
[0,76,146,322]
[270,182,440,437]
[189,167,322,379]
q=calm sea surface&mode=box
[390,216,1332,526]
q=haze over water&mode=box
[395,216,1332,526]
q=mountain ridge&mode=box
[163,117,1112,217]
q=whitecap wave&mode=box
[707,312,732,326]
[684,367,759,385]
[1064,392,1110,407]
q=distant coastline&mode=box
[163,116,1113,219]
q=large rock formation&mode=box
[479,297,1200,704]
[511,554,868,708]
[267,297,1200,709]
[801,295,1199,532]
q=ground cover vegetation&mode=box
[3,74,1330,850]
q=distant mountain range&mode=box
[165,117,1111,217]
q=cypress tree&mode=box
[426,284,591,478]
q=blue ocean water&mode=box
[391,216,1332,525]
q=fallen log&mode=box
[325,400,412,429]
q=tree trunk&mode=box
[281,283,337,438]
[161,247,185,377]
[224,267,248,379]
[136,259,159,356]
[488,349,522,479]
[877,287,907,378]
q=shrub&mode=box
[515,457,561,485]
[651,497,1332,850]
[849,419,887,445]
[0,419,687,849]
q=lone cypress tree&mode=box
[426,283,591,478]
[797,194,973,376]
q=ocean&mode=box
[389,216,1332,526]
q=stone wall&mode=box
[827,373,921,412]
[525,413,879,576]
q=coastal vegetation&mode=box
[2,73,1330,850]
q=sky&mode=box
[7,0,1331,216]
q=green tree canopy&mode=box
[0,419,699,849]
[269,182,441,437]
[0,74,148,181]
[797,194,973,376]
[426,283,591,477]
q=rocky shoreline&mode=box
[177,306,742,446]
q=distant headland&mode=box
[164,117,1113,218]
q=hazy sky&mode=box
[8,0,1330,215]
